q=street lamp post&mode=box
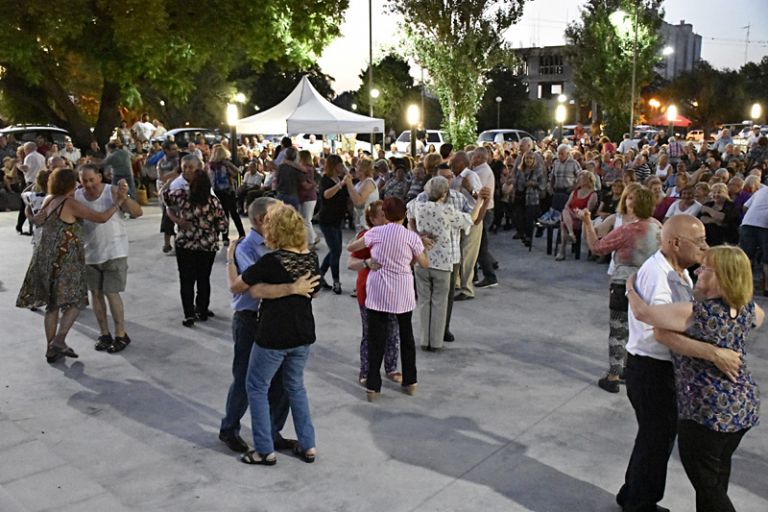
[226,103,239,167]
[666,104,677,138]
[555,104,566,144]
[495,96,502,128]
[407,104,420,157]
[370,88,380,154]
[611,8,639,136]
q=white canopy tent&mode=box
[236,75,384,135]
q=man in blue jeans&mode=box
[219,197,317,453]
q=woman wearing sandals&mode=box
[347,197,429,401]
[627,246,764,512]
[347,200,402,387]
[229,203,320,465]
[16,167,128,363]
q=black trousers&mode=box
[175,247,216,319]
[477,209,496,280]
[618,354,677,512]
[366,309,416,392]
[678,420,748,512]
[444,263,459,336]
[214,188,245,239]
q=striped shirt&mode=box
[364,223,424,314]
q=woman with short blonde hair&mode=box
[228,202,320,465]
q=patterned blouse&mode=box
[409,201,473,272]
[165,189,227,252]
[675,299,760,433]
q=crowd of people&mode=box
[8,117,768,511]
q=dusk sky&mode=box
[317,0,768,93]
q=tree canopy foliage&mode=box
[389,0,526,148]
[565,0,663,140]
[476,66,549,133]
[0,0,347,146]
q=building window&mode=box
[538,82,564,99]
[539,54,563,75]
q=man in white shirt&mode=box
[132,113,155,143]
[61,140,81,167]
[618,133,639,154]
[470,147,498,288]
[75,164,143,353]
[617,215,740,512]
[21,142,46,185]
[450,151,483,301]
[740,185,768,296]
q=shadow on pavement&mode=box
[352,406,617,510]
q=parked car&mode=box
[153,127,222,147]
[686,129,705,141]
[0,124,71,147]
[478,128,537,145]
[394,129,448,154]
[549,125,577,142]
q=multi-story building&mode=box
[658,20,702,80]
[512,45,575,103]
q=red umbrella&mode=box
[649,113,692,127]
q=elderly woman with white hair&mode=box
[407,176,489,351]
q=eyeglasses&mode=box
[676,235,708,249]
[695,265,714,275]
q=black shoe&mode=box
[182,317,195,327]
[476,278,498,288]
[598,376,620,393]
[454,293,473,301]
[421,346,441,352]
[107,333,131,353]
[503,224,513,231]
[492,261,499,270]
[319,277,332,290]
[443,331,455,342]
[219,432,250,453]
[95,334,114,351]
[512,233,521,239]
[274,437,299,452]
[332,282,342,295]
[196,310,214,321]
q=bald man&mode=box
[617,215,741,512]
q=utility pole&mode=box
[742,23,751,65]
[369,0,375,154]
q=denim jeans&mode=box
[319,223,343,282]
[246,343,315,454]
[220,311,290,438]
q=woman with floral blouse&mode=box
[165,167,227,327]
[408,177,488,351]
[628,246,764,512]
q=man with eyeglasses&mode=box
[617,215,742,512]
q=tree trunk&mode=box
[93,81,122,147]
[36,69,93,149]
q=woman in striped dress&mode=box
[347,197,428,401]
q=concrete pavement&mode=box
[0,206,766,512]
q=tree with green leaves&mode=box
[389,0,526,148]
[0,0,347,147]
[661,61,746,137]
[476,65,548,133]
[354,54,420,133]
[565,0,664,140]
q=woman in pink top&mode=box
[347,197,428,401]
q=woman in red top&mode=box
[346,201,401,387]
[556,170,598,260]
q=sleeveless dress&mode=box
[16,198,88,310]
[354,177,379,229]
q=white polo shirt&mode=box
[742,186,768,229]
[452,168,482,207]
[626,250,693,361]
[472,162,495,210]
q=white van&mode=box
[394,130,448,154]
